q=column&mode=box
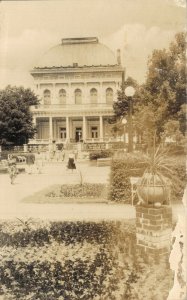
[83,116,87,141]
[99,116,103,141]
[66,116,70,141]
[32,116,37,140]
[49,116,53,141]
[33,116,36,126]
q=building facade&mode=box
[30,37,124,145]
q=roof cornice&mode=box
[30,65,124,75]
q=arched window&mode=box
[43,89,51,105]
[106,88,113,104]
[75,89,82,104]
[90,88,98,104]
[59,89,66,104]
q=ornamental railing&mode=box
[30,103,113,111]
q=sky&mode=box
[0,0,186,89]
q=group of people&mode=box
[7,147,78,184]
[7,150,44,184]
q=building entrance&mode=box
[91,126,98,139]
[75,127,82,142]
[60,127,66,139]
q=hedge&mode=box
[89,150,113,160]
[108,153,186,203]
[108,154,147,203]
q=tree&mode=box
[142,32,186,136]
[113,76,139,119]
[132,32,186,149]
[0,86,39,145]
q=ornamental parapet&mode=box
[30,103,114,116]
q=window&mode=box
[75,89,82,104]
[90,88,98,104]
[106,88,113,104]
[43,89,51,105]
[59,89,66,104]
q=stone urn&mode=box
[137,172,171,205]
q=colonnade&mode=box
[33,115,104,142]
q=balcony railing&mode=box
[30,103,113,111]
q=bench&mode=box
[97,158,111,167]
[130,177,141,205]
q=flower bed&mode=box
[48,183,106,199]
[0,220,173,300]
[23,183,108,204]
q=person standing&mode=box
[8,155,17,184]
[67,152,76,172]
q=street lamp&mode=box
[125,86,135,153]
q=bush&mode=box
[108,153,148,203]
[169,160,186,203]
[165,143,186,155]
[0,220,139,300]
[89,150,113,160]
[109,152,186,203]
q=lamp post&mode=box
[125,86,135,153]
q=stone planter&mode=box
[137,173,171,205]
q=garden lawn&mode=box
[22,183,108,204]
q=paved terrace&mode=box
[0,161,184,221]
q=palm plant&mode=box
[136,144,174,206]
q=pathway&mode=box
[0,161,184,222]
[0,162,136,220]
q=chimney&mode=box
[117,49,121,65]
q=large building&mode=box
[30,37,124,146]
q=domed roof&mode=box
[35,37,117,68]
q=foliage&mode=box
[108,153,147,202]
[47,183,107,199]
[163,119,184,143]
[89,149,113,160]
[113,76,139,119]
[0,219,143,300]
[0,219,173,300]
[134,32,186,147]
[0,86,39,145]
[109,149,186,203]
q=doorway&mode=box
[75,127,82,142]
[60,127,66,140]
[91,126,98,139]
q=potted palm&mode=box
[136,145,173,206]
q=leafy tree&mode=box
[113,76,139,119]
[142,32,186,136]
[0,86,39,145]
[132,32,186,148]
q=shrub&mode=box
[109,152,186,203]
[0,220,139,300]
[108,153,147,203]
[89,150,113,160]
[169,160,186,203]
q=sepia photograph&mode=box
[0,0,186,299]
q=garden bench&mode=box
[130,177,141,206]
[97,158,111,167]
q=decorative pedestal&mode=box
[136,205,172,262]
